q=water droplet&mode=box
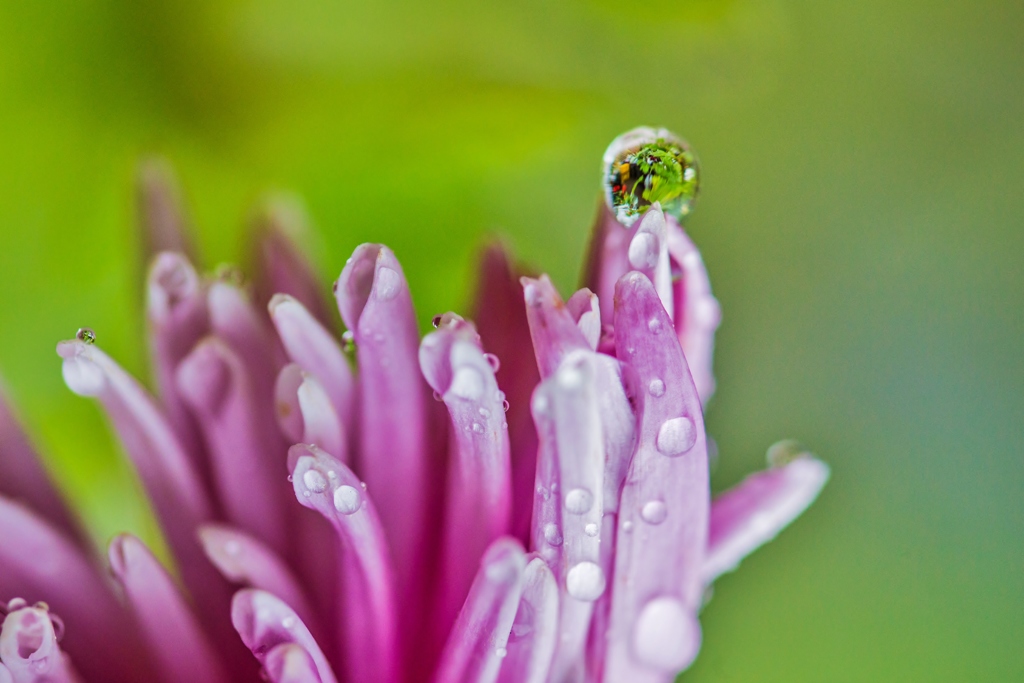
[766,439,811,468]
[33,601,49,612]
[286,474,293,482]
[603,127,700,227]
[374,266,401,300]
[49,613,65,642]
[640,500,668,525]
[360,481,367,490]
[632,597,698,671]
[327,470,337,480]
[584,522,599,537]
[502,399,510,412]
[566,562,606,601]
[282,616,296,629]
[622,520,634,533]
[449,366,485,401]
[479,407,491,418]
[647,318,663,334]
[302,469,328,494]
[564,488,594,514]
[431,314,443,328]
[484,353,501,373]
[471,422,484,434]
[656,417,697,457]
[648,378,665,397]
[341,330,356,353]
[432,390,443,402]
[543,522,563,546]
[495,647,508,658]
[333,485,361,514]
[76,327,96,344]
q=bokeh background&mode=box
[1,0,1021,680]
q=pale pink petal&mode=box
[108,534,231,683]
[0,605,81,683]
[0,661,12,683]
[274,365,306,443]
[472,243,541,545]
[420,315,512,642]
[520,275,590,378]
[176,338,290,556]
[136,157,195,262]
[496,557,558,683]
[335,244,434,599]
[290,444,397,683]
[0,497,146,683]
[565,288,601,351]
[263,643,323,683]
[433,538,527,683]
[198,524,316,633]
[0,384,80,541]
[702,457,829,583]
[269,294,354,440]
[604,272,710,681]
[232,589,338,683]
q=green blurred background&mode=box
[1,0,1021,680]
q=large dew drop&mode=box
[656,416,697,457]
[302,469,328,494]
[564,488,594,515]
[333,485,361,515]
[566,562,606,601]
[640,500,668,525]
[632,597,699,671]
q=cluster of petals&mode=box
[0,163,828,683]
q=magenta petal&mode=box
[0,605,79,683]
[420,316,513,640]
[136,158,195,262]
[0,384,80,541]
[433,538,527,683]
[521,275,591,378]
[0,662,11,683]
[290,444,397,683]
[604,272,710,681]
[109,534,229,683]
[198,524,316,632]
[472,244,541,545]
[177,338,290,556]
[273,366,346,461]
[232,589,338,683]
[264,643,323,683]
[496,557,558,683]
[335,245,433,595]
[269,294,354,441]
[0,496,145,683]
[703,457,829,583]
[665,222,721,403]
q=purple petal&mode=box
[433,538,527,683]
[232,589,337,683]
[0,383,80,541]
[136,157,195,262]
[472,244,541,545]
[0,496,145,683]
[290,444,397,683]
[521,275,590,378]
[496,557,558,683]
[604,272,710,680]
[335,245,434,597]
[251,201,334,330]
[419,316,513,641]
[176,338,290,556]
[269,294,354,441]
[0,605,80,683]
[565,288,601,351]
[702,457,829,583]
[108,534,230,683]
[198,524,316,633]
[0,662,11,683]
[274,365,346,461]
[264,643,323,683]
[665,222,721,403]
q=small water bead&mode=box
[640,500,668,525]
[766,439,811,468]
[656,416,697,457]
[431,314,443,329]
[449,366,485,401]
[622,520,634,533]
[647,318,663,335]
[341,330,356,353]
[584,523,599,537]
[302,469,328,494]
[484,353,501,373]
[374,266,401,300]
[564,488,594,514]
[471,422,484,434]
[432,390,443,402]
[632,597,697,671]
[76,327,96,345]
[495,647,508,659]
[502,399,510,412]
[603,127,700,227]
[333,485,361,515]
[49,613,65,642]
[360,481,367,490]
[327,470,338,480]
[479,407,491,418]
[543,523,563,546]
[281,616,297,630]
[648,378,666,397]
[565,562,607,601]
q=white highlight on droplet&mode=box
[632,597,698,671]
[564,488,594,514]
[656,417,697,457]
[640,500,668,525]
[566,562,606,601]
[333,485,361,514]
[302,469,328,494]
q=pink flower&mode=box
[0,133,828,683]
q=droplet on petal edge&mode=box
[766,439,812,468]
[655,416,697,457]
[76,327,96,344]
[632,597,699,671]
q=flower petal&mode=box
[136,157,195,262]
[520,275,590,378]
[108,534,231,683]
[263,643,323,683]
[290,444,397,683]
[420,316,512,642]
[472,244,541,544]
[565,288,601,351]
[0,662,12,683]
[702,457,829,583]
[0,605,80,683]
[268,294,354,442]
[335,245,434,597]
[495,557,558,683]
[231,589,337,683]
[0,497,146,683]
[176,338,290,556]
[433,538,527,683]
[604,272,710,681]
[0,384,80,541]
